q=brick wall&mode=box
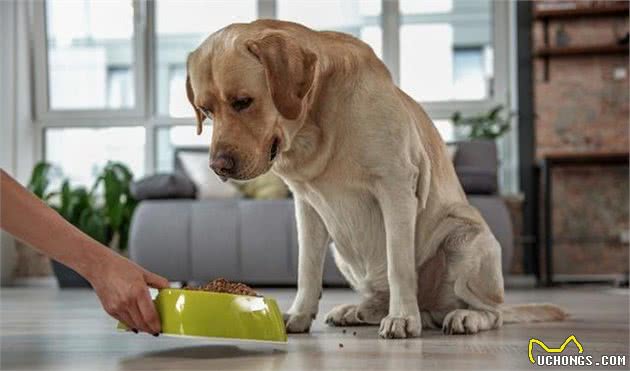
[532,1,629,275]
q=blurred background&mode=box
[0,0,628,289]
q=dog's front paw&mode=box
[325,301,388,326]
[325,304,361,326]
[283,312,314,333]
[378,314,422,339]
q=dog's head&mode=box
[186,26,317,180]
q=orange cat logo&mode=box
[528,335,584,364]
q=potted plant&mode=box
[451,105,514,141]
[94,162,137,252]
[27,162,137,288]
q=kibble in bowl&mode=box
[184,278,259,297]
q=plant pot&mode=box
[1,232,17,286]
[51,260,92,288]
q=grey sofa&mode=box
[129,140,513,285]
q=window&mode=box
[277,0,382,58]
[399,0,493,102]
[453,47,488,100]
[107,67,134,108]
[165,66,187,118]
[400,23,454,102]
[400,0,453,14]
[45,0,135,110]
[156,0,257,117]
[45,127,145,186]
[35,0,514,192]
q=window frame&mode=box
[33,0,517,192]
[388,0,510,123]
[32,0,148,123]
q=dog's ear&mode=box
[246,33,317,120]
[185,55,205,135]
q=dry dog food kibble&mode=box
[185,278,259,297]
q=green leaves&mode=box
[93,162,137,251]
[451,105,515,140]
[27,161,137,251]
[27,162,53,199]
[78,208,109,245]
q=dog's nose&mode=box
[210,153,236,177]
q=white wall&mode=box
[1,1,38,285]
[1,1,37,182]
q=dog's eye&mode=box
[231,97,253,112]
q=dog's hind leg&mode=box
[325,292,388,326]
[433,206,505,335]
[441,309,500,335]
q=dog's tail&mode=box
[500,303,568,324]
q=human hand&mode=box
[0,169,169,335]
[87,254,169,335]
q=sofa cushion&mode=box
[239,200,296,284]
[453,140,498,169]
[130,173,196,200]
[455,166,498,195]
[453,140,498,195]
[190,200,240,281]
[128,201,193,281]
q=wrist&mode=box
[74,241,115,283]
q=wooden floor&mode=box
[1,287,628,370]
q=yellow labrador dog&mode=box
[186,20,566,338]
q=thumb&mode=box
[143,270,170,289]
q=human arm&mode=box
[0,169,169,335]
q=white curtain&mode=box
[1,0,37,285]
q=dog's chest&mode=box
[296,182,386,271]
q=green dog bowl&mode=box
[118,288,287,343]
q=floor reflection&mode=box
[120,345,288,370]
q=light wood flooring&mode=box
[1,287,628,370]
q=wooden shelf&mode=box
[535,44,629,58]
[534,4,629,19]
[541,151,629,162]
[534,4,629,81]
